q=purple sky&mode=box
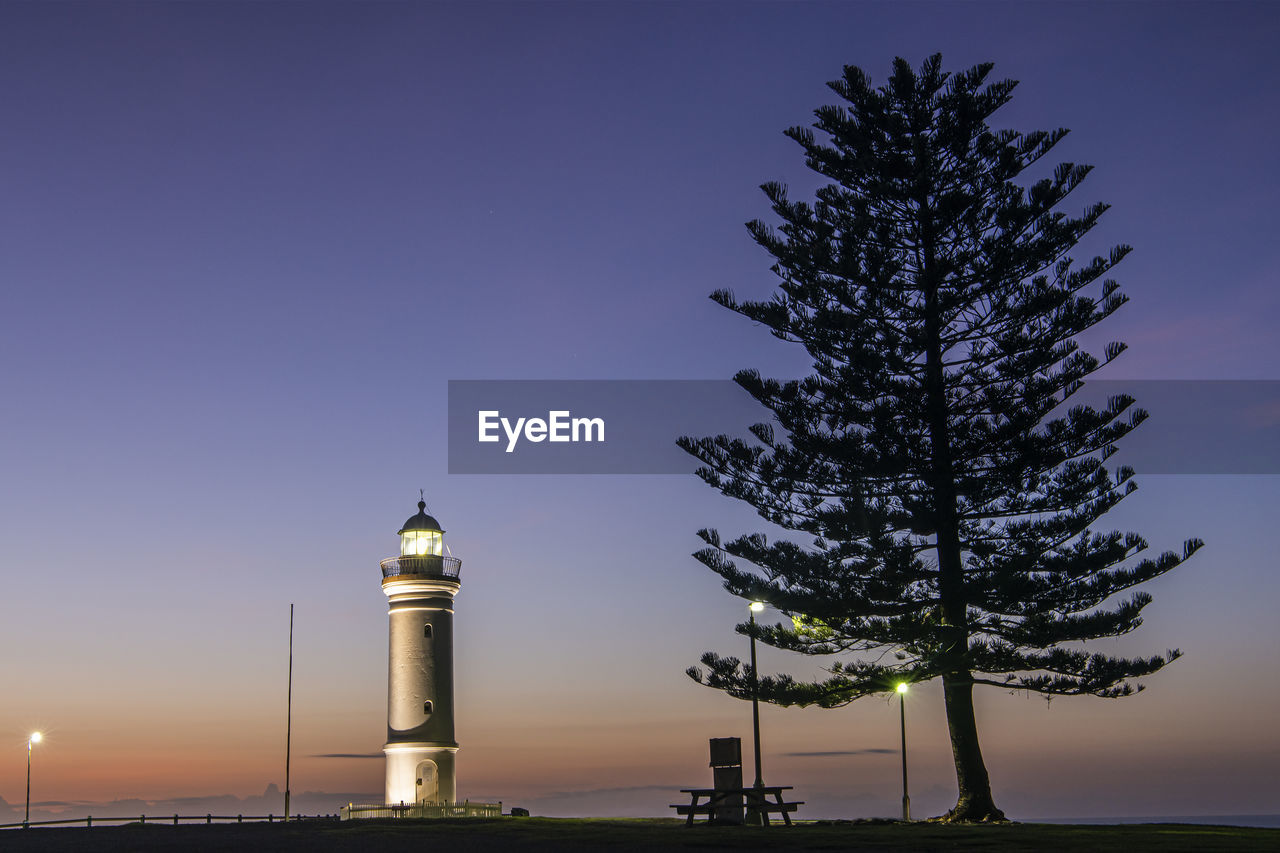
[2,1,1278,820]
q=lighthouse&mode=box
[380,500,462,806]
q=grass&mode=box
[1,816,1276,852]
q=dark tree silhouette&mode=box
[680,55,1201,822]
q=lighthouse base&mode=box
[342,801,501,820]
[384,743,458,806]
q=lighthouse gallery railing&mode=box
[380,554,462,579]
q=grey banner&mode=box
[1078,380,1280,475]
[447,379,1280,475]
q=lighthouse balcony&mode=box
[380,555,462,580]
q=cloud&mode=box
[783,749,895,757]
[311,753,383,759]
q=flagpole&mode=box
[285,603,294,821]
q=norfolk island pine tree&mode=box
[679,55,1201,822]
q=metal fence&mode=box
[380,554,463,579]
[0,813,339,830]
[342,801,501,820]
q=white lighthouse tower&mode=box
[380,500,462,806]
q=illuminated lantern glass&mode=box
[398,500,444,557]
[401,530,442,556]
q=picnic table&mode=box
[670,786,803,826]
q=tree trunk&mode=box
[941,671,1006,822]
[915,150,1006,822]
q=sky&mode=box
[2,0,1278,822]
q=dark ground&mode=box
[2,818,1278,852]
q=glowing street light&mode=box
[896,683,910,821]
[746,601,766,824]
[25,732,42,827]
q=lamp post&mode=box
[896,683,910,821]
[744,600,767,825]
[748,601,765,791]
[25,732,41,827]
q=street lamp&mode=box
[747,594,762,824]
[25,732,42,827]
[746,600,766,824]
[748,601,765,790]
[896,683,910,821]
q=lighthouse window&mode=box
[423,700,433,714]
[423,624,433,639]
[401,530,443,557]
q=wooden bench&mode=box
[670,787,803,826]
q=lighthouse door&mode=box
[415,760,439,804]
